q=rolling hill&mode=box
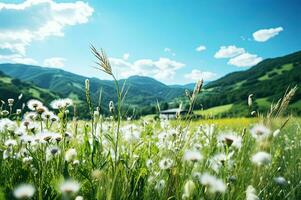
[0,71,59,109]
[194,50,301,116]
[0,50,300,118]
[0,64,186,117]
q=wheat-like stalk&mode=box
[90,45,113,76]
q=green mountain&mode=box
[1,50,300,118]
[0,64,185,117]
[194,50,301,116]
[0,70,59,108]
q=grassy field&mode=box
[1,95,301,199]
[194,104,233,117]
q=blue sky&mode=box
[0,0,300,84]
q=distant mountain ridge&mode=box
[0,50,301,117]
[0,63,190,117]
[0,70,59,107]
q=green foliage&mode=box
[195,51,301,116]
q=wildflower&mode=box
[250,124,271,140]
[123,129,140,143]
[16,109,22,115]
[0,118,17,132]
[218,133,242,148]
[75,196,84,200]
[50,98,73,109]
[1,110,9,116]
[13,184,35,199]
[248,94,253,107]
[251,151,271,166]
[24,112,38,121]
[8,98,14,106]
[20,135,35,144]
[18,93,23,100]
[65,148,77,162]
[60,180,80,194]
[159,158,173,170]
[200,173,227,193]
[91,169,102,181]
[109,101,114,113]
[209,153,234,172]
[27,99,43,111]
[274,176,287,186]
[146,159,153,169]
[23,156,33,164]
[4,139,17,147]
[155,180,165,192]
[246,185,259,200]
[183,180,196,198]
[273,129,280,137]
[183,150,203,162]
[46,146,60,161]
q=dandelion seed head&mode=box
[13,184,35,199]
[250,124,271,140]
[65,148,77,162]
[246,185,259,200]
[159,158,173,170]
[183,150,203,162]
[251,151,271,166]
[200,173,227,193]
[27,99,43,111]
[60,180,80,194]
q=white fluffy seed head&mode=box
[65,148,77,162]
[60,180,80,194]
[13,184,35,199]
[251,151,272,166]
[183,150,203,162]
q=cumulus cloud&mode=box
[0,0,94,56]
[253,27,283,42]
[184,69,216,81]
[109,56,185,81]
[228,53,263,67]
[43,57,66,68]
[195,45,206,52]
[0,54,37,65]
[214,45,245,58]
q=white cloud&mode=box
[164,47,176,56]
[0,54,37,65]
[108,56,185,81]
[214,45,245,58]
[253,27,283,42]
[0,0,94,55]
[228,53,263,67]
[123,53,130,60]
[43,57,66,68]
[164,48,171,52]
[196,45,206,52]
[184,69,216,81]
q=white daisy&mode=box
[27,99,43,111]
